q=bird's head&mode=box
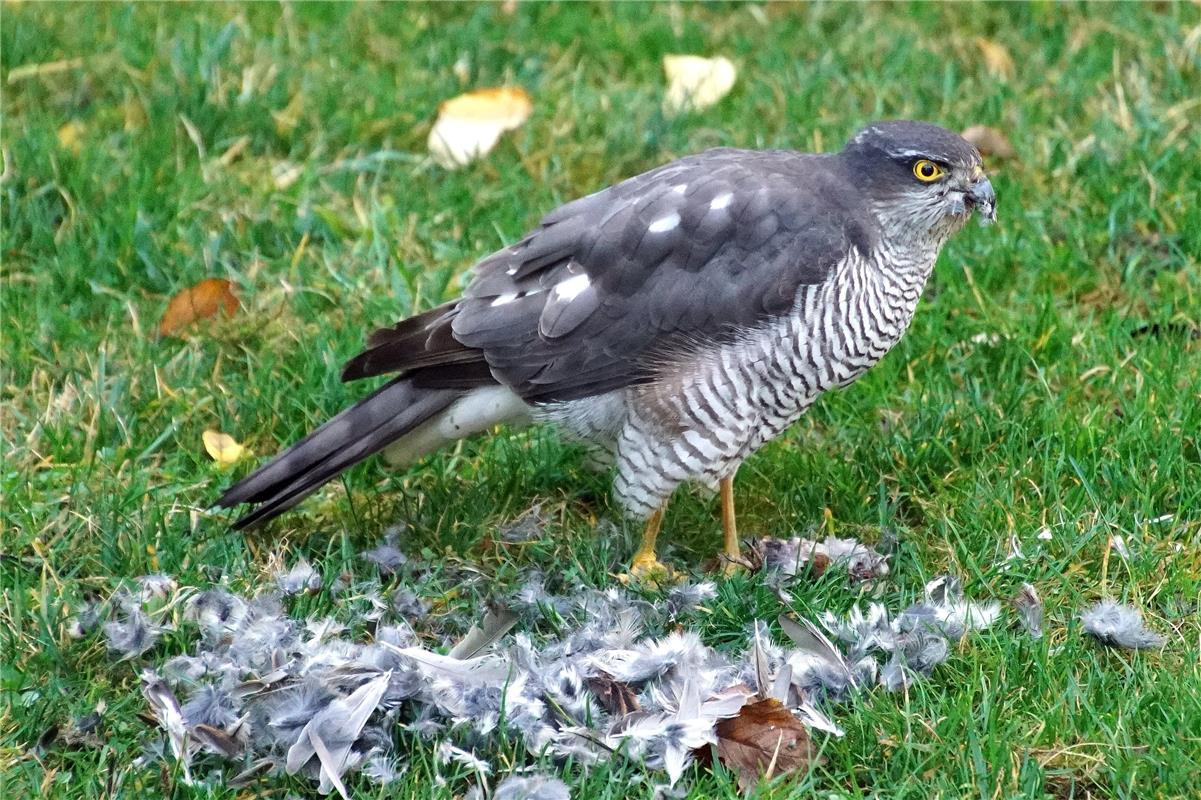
[840,120,996,245]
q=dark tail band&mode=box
[215,378,458,528]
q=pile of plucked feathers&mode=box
[74,533,1159,797]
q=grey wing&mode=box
[343,149,873,403]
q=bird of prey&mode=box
[217,120,996,577]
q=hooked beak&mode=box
[967,176,997,225]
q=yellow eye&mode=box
[913,159,945,182]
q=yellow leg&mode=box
[720,476,742,575]
[627,506,670,582]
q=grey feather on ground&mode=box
[105,606,164,661]
[362,529,408,575]
[493,774,572,800]
[1080,601,1165,650]
[275,558,322,596]
[1013,583,1043,640]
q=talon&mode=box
[619,505,671,586]
[627,552,673,585]
[720,556,744,577]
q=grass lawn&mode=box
[3,2,1200,798]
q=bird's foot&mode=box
[620,552,675,587]
[719,555,745,577]
[718,529,745,577]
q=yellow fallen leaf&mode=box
[122,97,147,132]
[203,430,245,466]
[158,278,240,338]
[57,120,85,154]
[427,87,532,169]
[272,92,304,137]
[663,54,737,113]
[975,37,1014,80]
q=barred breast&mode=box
[606,247,938,518]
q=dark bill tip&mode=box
[968,178,997,225]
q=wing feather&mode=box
[342,148,877,402]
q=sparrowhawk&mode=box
[217,120,996,576]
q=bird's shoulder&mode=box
[464,148,874,303]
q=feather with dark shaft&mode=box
[140,671,193,784]
[448,606,520,660]
[216,381,458,528]
[285,672,392,800]
[1013,583,1044,640]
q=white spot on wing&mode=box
[672,183,688,194]
[552,272,591,301]
[709,192,732,211]
[490,292,518,307]
[648,212,680,233]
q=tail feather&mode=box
[216,379,459,528]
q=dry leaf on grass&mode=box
[57,120,86,154]
[427,87,532,169]
[203,430,246,467]
[272,93,305,137]
[585,673,640,717]
[272,161,303,190]
[663,55,737,113]
[122,97,147,132]
[158,278,240,337]
[714,698,816,792]
[974,37,1014,80]
[961,125,1015,159]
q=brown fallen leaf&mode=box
[158,278,240,337]
[714,698,816,793]
[961,125,1015,159]
[974,37,1014,80]
[586,673,640,717]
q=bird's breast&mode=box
[650,248,936,460]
